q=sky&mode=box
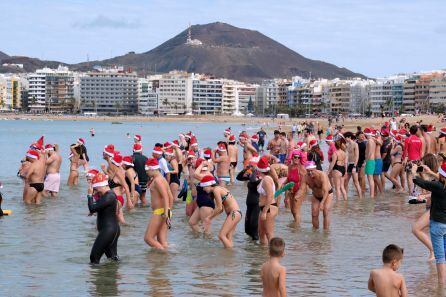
[1,0,445,77]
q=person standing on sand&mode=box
[43,144,62,197]
[23,150,46,204]
[228,135,238,185]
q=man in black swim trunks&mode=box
[23,149,46,204]
[304,161,333,230]
[132,143,148,206]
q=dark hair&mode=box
[335,138,346,150]
[274,130,280,135]
[357,126,362,131]
[382,244,404,263]
[420,124,428,132]
[422,153,439,172]
[269,237,285,257]
[280,132,286,136]
[155,143,163,148]
[217,141,228,151]
[409,125,418,135]
[343,132,355,140]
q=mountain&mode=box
[0,51,9,62]
[74,22,365,81]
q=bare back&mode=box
[369,268,406,297]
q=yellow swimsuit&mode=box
[153,208,165,215]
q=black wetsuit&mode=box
[236,168,260,240]
[132,152,148,192]
[357,141,366,168]
[88,190,120,264]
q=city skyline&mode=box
[1,0,445,78]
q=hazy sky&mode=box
[1,0,445,77]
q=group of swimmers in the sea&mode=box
[14,116,446,296]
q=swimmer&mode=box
[344,132,362,198]
[285,150,307,224]
[87,172,120,264]
[23,150,46,204]
[257,156,279,245]
[76,138,89,171]
[201,175,242,248]
[212,142,231,187]
[144,158,172,250]
[305,161,333,230]
[328,138,347,200]
[132,143,149,206]
[122,156,140,207]
[43,144,62,197]
[364,128,376,198]
[165,148,180,202]
[261,237,286,297]
[67,143,80,186]
[228,135,238,184]
[239,132,258,167]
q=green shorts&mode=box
[365,159,376,175]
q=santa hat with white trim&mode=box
[229,135,236,143]
[251,134,259,143]
[103,144,115,157]
[45,144,55,151]
[325,135,334,142]
[256,156,270,172]
[133,143,143,153]
[164,148,175,157]
[439,163,446,178]
[145,158,160,170]
[200,175,216,187]
[187,150,196,159]
[309,139,318,148]
[111,153,123,166]
[122,156,134,167]
[364,128,374,137]
[26,149,39,160]
[87,168,99,177]
[217,143,226,152]
[305,161,317,170]
[134,135,142,142]
[203,148,212,159]
[92,173,108,188]
[190,137,198,147]
[152,146,163,155]
[77,138,85,145]
[440,127,446,135]
[224,128,231,135]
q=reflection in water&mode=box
[89,262,120,296]
[146,251,173,297]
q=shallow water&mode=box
[0,119,445,296]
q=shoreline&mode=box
[0,112,442,130]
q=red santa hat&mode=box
[440,162,446,178]
[203,148,212,158]
[103,144,115,157]
[224,128,231,135]
[309,139,318,148]
[390,129,398,137]
[305,161,317,170]
[251,134,259,142]
[152,146,163,155]
[31,136,44,151]
[45,144,55,151]
[133,143,142,153]
[195,157,205,168]
[398,129,408,136]
[111,153,123,166]
[187,150,196,159]
[87,168,99,177]
[217,144,226,152]
[239,132,248,141]
[363,128,374,136]
[249,156,260,167]
[440,127,446,135]
[134,134,142,142]
[172,140,180,147]
[190,137,198,147]
[122,156,134,167]
[163,141,172,148]
[256,156,270,172]
[228,135,236,142]
[26,149,39,160]
[164,148,175,157]
[427,124,434,133]
[325,135,334,142]
[394,135,402,143]
[185,132,193,139]
[145,158,160,170]
[200,175,216,187]
[77,138,85,145]
[92,173,108,188]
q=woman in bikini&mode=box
[165,148,180,202]
[328,138,347,200]
[188,158,216,235]
[285,150,306,224]
[101,150,131,224]
[201,175,242,248]
[257,156,279,245]
[67,144,80,186]
[122,156,140,207]
[412,153,439,261]
[389,135,404,191]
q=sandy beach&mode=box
[0,112,443,131]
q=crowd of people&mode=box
[15,116,446,296]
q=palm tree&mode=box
[114,101,122,115]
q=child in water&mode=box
[368,244,407,297]
[261,237,286,297]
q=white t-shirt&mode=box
[158,157,170,177]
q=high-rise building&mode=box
[0,74,23,110]
[137,78,158,115]
[403,77,417,114]
[192,78,223,115]
[28,66,74,113]
[154,71,193,115]
[80,67,138,114]
[329,80,351,114]
[414,74,432,113]
[428,72,446,111]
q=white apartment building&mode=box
[154,71,193,115]
[27,66,74,113]
[429,72,446,109]
[350,79,373,114]
[80,67,138,114]
[137,78,158,115]
[192,78,222,115]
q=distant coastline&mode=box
[0,112,441,131]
